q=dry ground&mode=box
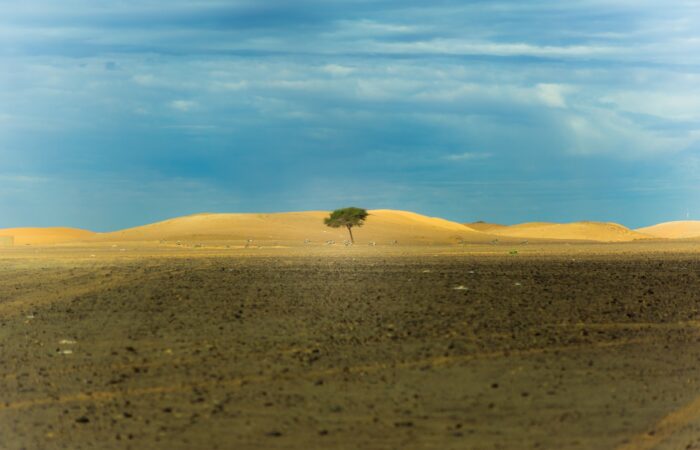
[2,243,700,449]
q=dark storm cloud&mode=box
[1,0,699,230]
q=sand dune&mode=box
[488,221,650,242]
[4,213,679,247]
[0,227,95,245]
[465,221,508,232]
[636,221,700,239]
[94,210,492,245]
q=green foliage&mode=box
[324,207,368,228]
[324,207,369,243]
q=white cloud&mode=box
[564,108,695,157]
[330,20,420,38]
[132,74,156,85]
[371,39,617,58]
[169,100,197,112]
[211,80,248,91]
[601,91,700,121]
[322,64,355,76]
[444,152,492,161]
[536,83,569,108]
[0,174,49,184]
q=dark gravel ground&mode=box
[2,248,700,449]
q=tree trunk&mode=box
[346,225,354,244]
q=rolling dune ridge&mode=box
[0,227,95,245]
[484,221,650,242]
[636,221,700,239]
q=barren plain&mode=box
[2,242,700,449]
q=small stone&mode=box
[394,421,414,428]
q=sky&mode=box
[1,0,699,231]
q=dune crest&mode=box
[465,221,508,232]
[0,227,95,245]
[95,210,492,244]
[636,221,700,239]
[488,221,649,242]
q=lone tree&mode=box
[324,207,369,244]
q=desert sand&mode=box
[93,209,494,245]
[0,227,95,245]
[2,246,700,450]
[486,221,650,242]
[465,221,508,232]
[2,212,700,449]
[636,220,700,239]
[1,211,683,248]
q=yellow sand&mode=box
[5,212,684,246]
[94,210,491,245]
[488,221,650,242]
[0,227,95,245]
[636,221,700,239]
[465,222,508,232]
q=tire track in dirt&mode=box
[0,266,170,317]
[0,281,120,317]
[0,335,654,412]
[615,395,700,450]
[2,322,679,381]
[550,321,700,331]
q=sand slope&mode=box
[95,210,492,245]
[488,221,650,242]
[0,227,96,245]
[466,222,508,232]
[636,221,700,239]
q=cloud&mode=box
[0,174,49,184]
[444,152,492,161]
[1,0,700,229]
[370,39,618,58]
[536,83,569,108]
[322,64,354,76]
[563,108,695,157]
[169,100,197,112]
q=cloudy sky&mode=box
[1,1,699,230]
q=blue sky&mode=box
[1,0,699,231]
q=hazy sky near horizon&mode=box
[1,1,700,231]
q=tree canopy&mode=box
[324,207,369,243]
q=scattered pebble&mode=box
[75,416,90,424]
[61,349,73,355]
[59,339,77,345]
[394,421,414,428]
[453,285,468,290]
